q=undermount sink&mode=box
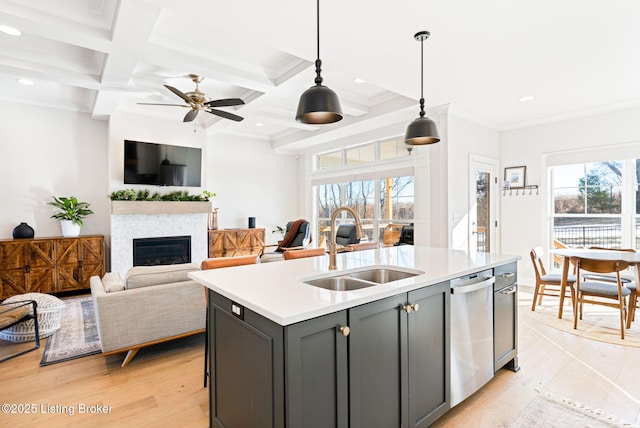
[303,276,375,291]
[302,266,424,291]
[349,268,420,284]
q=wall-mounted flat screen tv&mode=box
[124,140,202,187]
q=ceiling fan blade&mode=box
[164,84,193,104]
[137,102,189,107]
[205,98,245,108]
[183,109,199,122]
[205,108,244,122]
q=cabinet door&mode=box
[79,237,105,286]
[55,238,81,292]
[209,292,285,428]
[407,282,450,428]
[349,294,407,428]
[27,240,55,293]
[494,262,518,371]
[0,242,28,298]
[286,310,348,428]
[208,230,225,258]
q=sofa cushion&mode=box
[102,272,125,293]
[124,263,200,289]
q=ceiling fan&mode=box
[138,74,245,123]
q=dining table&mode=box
[550,248,640,324]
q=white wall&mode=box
[205,134,299,243]
[0,101,109,239]
[501,106,640,284]
[447,112,501,250]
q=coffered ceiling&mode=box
[1,0,639,153]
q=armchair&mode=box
[261,219,312,262]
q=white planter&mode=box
[60,220,81,237]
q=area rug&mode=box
[522,288,640,348]
[509,389,638,427]
[40,295,101,366]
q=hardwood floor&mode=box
[1,285,639,427]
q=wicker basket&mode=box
[0,293,65,343]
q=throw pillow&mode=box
[102,272,125,293]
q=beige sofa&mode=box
[90,263,205,367]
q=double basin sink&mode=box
[302,266,424,291]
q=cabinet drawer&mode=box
[494,262,517,291]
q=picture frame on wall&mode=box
[504,166,526,189]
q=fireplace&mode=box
[133,236,192,266]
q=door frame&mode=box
[469,154,500,254]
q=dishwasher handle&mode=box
[451,276,495,294]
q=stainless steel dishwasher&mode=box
[450,269,495,407]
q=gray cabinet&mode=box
[349,283,450,428]
[208,280,450,428]
[494,262,520,372]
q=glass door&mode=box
[470,156,499,253]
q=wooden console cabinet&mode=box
[208,228,265,258]
[0,235,105,299]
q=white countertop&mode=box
[188,246,520,326]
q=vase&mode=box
[60,220,81,237]
[208,209,219,230]
[12,222,35,239]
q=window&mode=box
[315,136,409,172]
[552,161,623,248]
[316,175,414,245]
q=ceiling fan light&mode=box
[405,116,440,145]
[296,85,343,124]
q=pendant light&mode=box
[295,0,343,124]
[405,31,440,145]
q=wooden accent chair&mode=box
[530,246,577,312]
[574,257,631,339]
[382,224,404,247]
[200,255,257,386]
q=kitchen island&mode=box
[189,245,520,428]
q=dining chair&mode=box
[574,257,631,339]
[530,246,577,312]
[584,247,638,327]
[200,255,258,387]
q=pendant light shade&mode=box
[405,31,440,145]
[296,0,343,124]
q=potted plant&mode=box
[48,196,93,237]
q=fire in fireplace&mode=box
[133,236,191,266]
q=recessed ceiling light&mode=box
[0,25,22,36]
[17,78,34,86]
[519,95,535,102]
[255,122,264,127]
[354,77,366,84]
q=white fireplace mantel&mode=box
[111,200,213,215]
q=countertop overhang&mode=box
[189,246,521,326]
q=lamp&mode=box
[295,0,343,124]
[405,31,440,145]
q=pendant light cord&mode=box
[419,36,425,118]
[314,0,323,86]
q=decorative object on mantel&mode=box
[12,222,34,239]
[109,188,214,202]
[48,196,93,237]
[208,208,219,230]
